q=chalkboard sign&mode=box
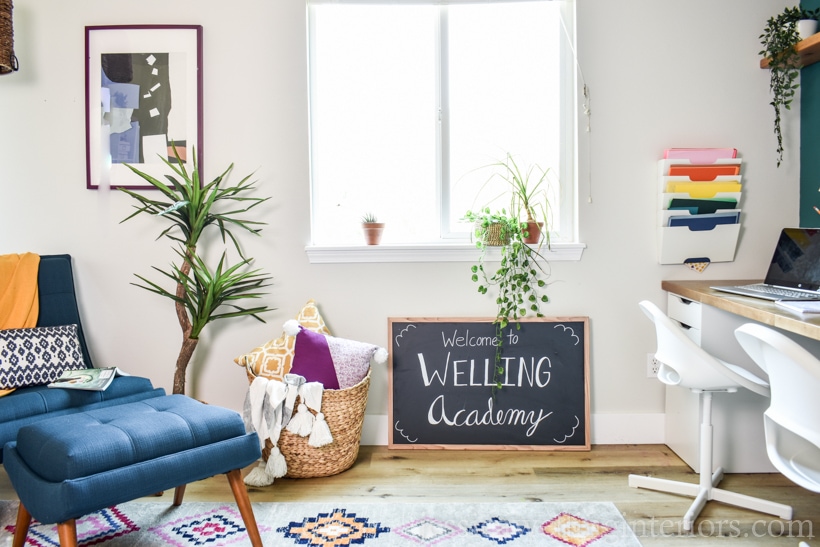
[388,317,590,450]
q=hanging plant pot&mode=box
[798,18,818,39]
[362,222,385,245]
[480,221,510,246]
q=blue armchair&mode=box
[0,254,165,462]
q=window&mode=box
[307,0,578,256]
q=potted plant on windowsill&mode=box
[760,5,820,167]
[361,213,385,245]
[490,153,552,247]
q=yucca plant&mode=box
[120,146,272,395]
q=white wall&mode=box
[0,0,799,444]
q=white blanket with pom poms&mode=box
[242,374,333,487]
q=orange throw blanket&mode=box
[0,252,40,396]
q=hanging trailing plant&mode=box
[463,207,550,393]
[759,6,820,167]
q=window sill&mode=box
[305,242,586,264]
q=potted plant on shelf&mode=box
[463,206,550,392]
[119,146,273,395]
[361,213,385,245]
[760,5,820,167]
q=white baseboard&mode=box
[361,413,665,446]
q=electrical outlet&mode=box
[646,353,660,378]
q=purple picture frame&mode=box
[85,25,203,190]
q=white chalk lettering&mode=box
[418,353,551,388]
[427,395,553,437]
[417,352,447,386]
[441,329,500,348]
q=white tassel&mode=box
[309,412,334,447]
[243,462,274,487]
[300,382,324,412]
[266,446,288,478]
[286,402,314,436]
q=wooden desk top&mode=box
[662,279,820,342]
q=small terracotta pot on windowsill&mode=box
[523,221,544,244]
[362,222,385,245]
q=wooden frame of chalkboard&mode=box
[388,317,590,450]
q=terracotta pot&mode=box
[362,222,385,245]
[523,221,543,244]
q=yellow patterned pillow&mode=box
[235,299,331,383]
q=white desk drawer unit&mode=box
[663,292,774,473]
[667,294,701,345]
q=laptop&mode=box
[711,228,820,301]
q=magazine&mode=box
[47,367,129,391]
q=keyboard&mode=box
[740,284,820,300]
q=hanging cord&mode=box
[559,6,592,204]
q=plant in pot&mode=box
[489,153,552,247]
[361,213,385,245]
[760,5,820,166]
[463,207,550,392]
[119,146,273,395]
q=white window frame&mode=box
[305,0,585,263]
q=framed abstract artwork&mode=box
[85,25,203,190]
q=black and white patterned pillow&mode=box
[0,324,87,389]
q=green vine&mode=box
[464,207,550,393]
[760,6,820,166]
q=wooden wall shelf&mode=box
[761,31,820,68]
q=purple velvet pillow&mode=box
[285,321,387,390]
[288,326,340,390]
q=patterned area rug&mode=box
[0,500,641,546]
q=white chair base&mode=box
[628,391,793,531]
[628,470,793,531]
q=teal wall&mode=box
[802,0,820,226]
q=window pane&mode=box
[309,5,439,245]
[447,2,564,235]
[309,1,574,247]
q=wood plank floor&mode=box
[2,444,818,546]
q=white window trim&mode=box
[306,241,585,263]
[305,0,586,263]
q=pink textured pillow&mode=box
[284,320,387,389]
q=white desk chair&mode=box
[735,323,820,494]
[628,301,792,531]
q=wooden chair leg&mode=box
[57,519,78,547]
[226,469,262,547]
[173,485,186,506]
[12,502,31,547]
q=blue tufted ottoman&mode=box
[3,394,262,547]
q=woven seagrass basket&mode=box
[0,0,17,75]
[475,221,509,246]
[260,370,370,478]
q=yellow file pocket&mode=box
[664,182,742,198]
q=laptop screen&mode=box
[765,228,820,291]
